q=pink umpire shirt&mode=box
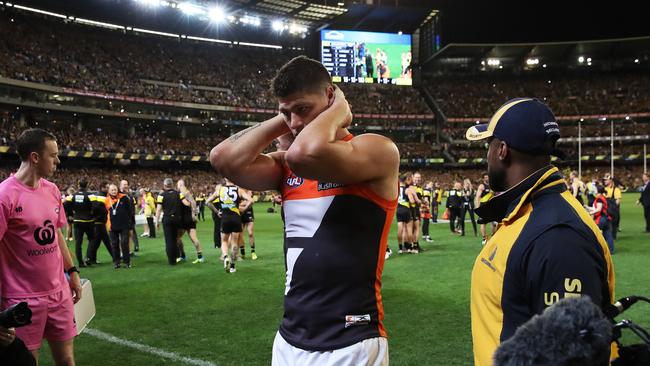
[0,175,68,298]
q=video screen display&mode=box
[321,29,412,85]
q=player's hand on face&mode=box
[276,132,295,151]
[331,86,352,129]
[0,326,16,347]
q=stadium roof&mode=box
[422,36,650,70]
[7,0,435,33]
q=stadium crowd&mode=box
[426,72,650,118]
[0,165,645,198]
[1,111,442,158]
[0,12,430,115]
[444,119,650,140]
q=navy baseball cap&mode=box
[465,98,565,158]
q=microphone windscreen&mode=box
[493,296,612,366]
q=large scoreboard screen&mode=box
[320,29,412,85]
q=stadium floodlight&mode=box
[178,2,204,16]
[578,56,585,63]
[634,58,640,63]
[486,58,500,66]
[542,64,547,68]
[240,15,261,26]
[208,6,226,23]
[526,58,539,65]
[586,57,592,62]
[272,20,285,31]
[625,116,630,120]
[136,0,161,7]
[398,31,403,35]
[289,23,307,34]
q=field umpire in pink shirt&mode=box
[0,128,82,366]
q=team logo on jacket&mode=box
[286,174,304,188]
[34,220,56,246]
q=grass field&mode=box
[37,194,650,365]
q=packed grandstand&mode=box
[0,4,648,191]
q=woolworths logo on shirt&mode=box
[27,246,58,257]
[33,220,56,246]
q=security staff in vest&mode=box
[155,178,183,265]
[64,178,95,267]
[88,181,113,264]
[465,98,615,366]
[205,184,223,249]
[446,182,463,234]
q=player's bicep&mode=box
[227,152,285,191]
[525,227,608,314]
[287,134,399,184]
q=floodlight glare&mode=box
[272,20,284,31]
[136,0,161,7]
[178,2,204,16]
[208,6,226,22]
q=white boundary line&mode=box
[83,328,218,366]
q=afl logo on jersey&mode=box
[286,174,304,188]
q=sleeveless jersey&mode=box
[412,185,423,208]
[479,182,493,204]
[219,185,241,216]
[279,160,397,351]
[398,183,410,208]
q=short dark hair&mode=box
[271,56,332,98]
[16,128,56,161]
[79,179,88,190]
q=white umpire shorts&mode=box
[272,332,389,366]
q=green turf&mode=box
[36,193,650,365]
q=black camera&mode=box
[0,302,32,328]
[609,296,650,366]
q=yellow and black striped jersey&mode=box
[219,185,241,215]
[398,184,410,208]
[411,186,424,208]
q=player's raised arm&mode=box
[210,114,289,191]
[285,87,399,186]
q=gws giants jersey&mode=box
[279,156,397,351]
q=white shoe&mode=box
[223,256,230,272]
[229,266,237,273]
[398,249,403,254]
[385,249,392,260]
[424,236,433,242]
